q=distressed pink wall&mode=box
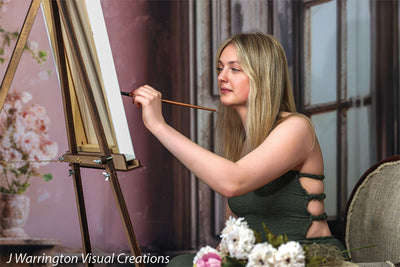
[1,0,175,252]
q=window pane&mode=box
[347,0,371,97]
[347,106,376,197]
[312,112,337,217]
[307,0,337,105]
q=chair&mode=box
[345,155,400,264]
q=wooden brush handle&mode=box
[121,91,216,112]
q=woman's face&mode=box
[217,44,250,110]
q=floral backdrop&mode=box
[0,0,178,252]
[0,0,75,245]
[0,89,58,193]
[0,0,59,194]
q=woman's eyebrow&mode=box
[218,60,240,65]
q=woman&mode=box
[132,32,346,265]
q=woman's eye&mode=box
[232,68,240,72]
[217,67,223,73]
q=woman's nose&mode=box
[218,69,227,82]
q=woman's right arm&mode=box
[132,85,316,198]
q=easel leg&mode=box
[50,0,143,262]
[106,167,143,267]
[71,164,93,267]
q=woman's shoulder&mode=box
[274,112,323,172]
[275,112,315,133]
[268,112,317,152]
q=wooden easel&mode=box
[0,1,143,266]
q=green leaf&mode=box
[18,164,30,175]
[342,244,377,253]
[221,256,246,267]
[262,222,289,248]
[11,180,21,187]
[306,256,326,267]
[5,35,10,46]
[38,50,47,59]
[253,229,262,244]
[16,182,29,194]
[0,186,8,193]
[43,173,53,182]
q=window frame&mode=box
[299,0,374,224]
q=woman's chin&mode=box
[219,98,232,107]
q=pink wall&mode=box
[0,0,176,252]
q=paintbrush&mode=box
[121,91,216,112]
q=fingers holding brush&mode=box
[131,85,165,130]
[131,85,161,107]
[122,86,217,112]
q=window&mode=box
[301,0,376,221]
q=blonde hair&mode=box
[216,33,297,161]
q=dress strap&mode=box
[306,193,326,200]
[310,212,328,221]
[296,171,325,180]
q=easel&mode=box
[0,1,143,266]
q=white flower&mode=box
[0,89,57,183]
[21,91,32,103]
[3,148,24,170]
[0,0,10,14]
[222,216,249,234]
[28,41,39,54]
[246,243,277,267]
[219,217,255,260]
[0,132,12,150]
[274,241,305,267]
[220,223,255,260]
[20,132,40,153]
[193,246,221,265]
[38,70,50,81]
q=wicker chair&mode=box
[345,155,400,264]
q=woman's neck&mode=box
[233,106,248,128]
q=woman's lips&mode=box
[220,88,233,93]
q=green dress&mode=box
[167,171,347,266]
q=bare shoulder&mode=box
[275,113,323,173]
[274,113,315,136]
[268,113,316,152]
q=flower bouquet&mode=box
[193,216,349,267]
[0,89,58,194]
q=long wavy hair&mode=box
[215,33,297,161]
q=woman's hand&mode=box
[131,85,165,132]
